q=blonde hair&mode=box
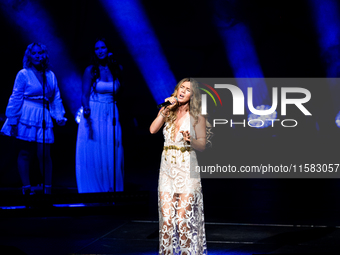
[23,42,50,70]
[165,78,213,146]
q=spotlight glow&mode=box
[99,0,176,104]
[0,0,82,115]
[213,2,269,110]
[310,0,340,58]
[0,206,26,210]
[53,203,86,207]
[309,0,340,112]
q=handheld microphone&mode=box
[157,97,178,109]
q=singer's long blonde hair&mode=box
[165,78,213,146]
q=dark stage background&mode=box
[0,0,340,225]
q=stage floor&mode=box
[0,211,340,255]
[1,164,340,254]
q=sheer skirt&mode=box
[158,190,207,255]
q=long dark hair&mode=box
[90,38,121,92]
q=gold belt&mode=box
[163,145,191,153]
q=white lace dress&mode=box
[158,113,207,255]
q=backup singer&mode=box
[1,42,66,195]
[76,38,124,193]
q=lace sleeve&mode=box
[5,70,27,125]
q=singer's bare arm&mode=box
[150,107,169,134]
[191,115,206,152]
[150,97,176,134]
[180,115,206,152]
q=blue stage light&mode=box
[99,0,176,104]
[213,3,268,111]
[0,0,82,115]
[0,206,26,210]
[220,23,264,79]
[310,0,340,77]
[53,203,86,208]
[309,0,340,115]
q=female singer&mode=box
[150,78,212,254]
[1,42,66,195]
[76,38,124,193]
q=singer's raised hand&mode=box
[165,96,177,109]
[150,96,174,134]
[180,130,191,143]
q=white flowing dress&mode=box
[76,79,124,193]
[158,113,207,255]
[1,69,65,143]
